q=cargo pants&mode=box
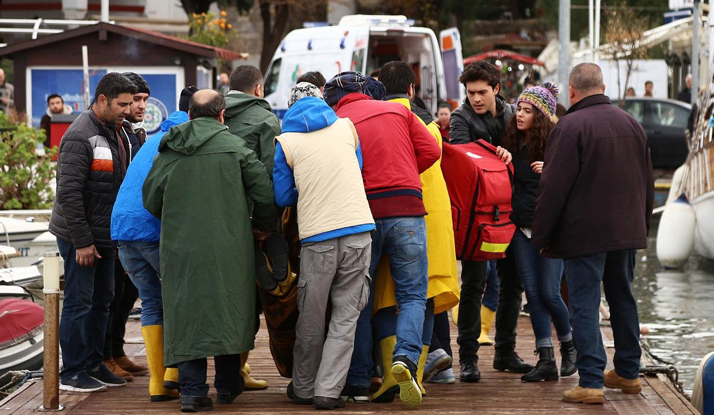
[292,232,372,399]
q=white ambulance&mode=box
[263,15,465,119]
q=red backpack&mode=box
[441,140,516,261]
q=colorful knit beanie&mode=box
[517,82,559,119]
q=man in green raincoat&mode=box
[143,89,278,412]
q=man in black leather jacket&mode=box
[449,61,533,382]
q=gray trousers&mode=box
[292,231,372,399]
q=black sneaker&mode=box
[87,363,127,387]
[315,396,346,410]
[287,381,314,405]
[59,371,107,393]
[216,377,245,404]
[340,384,370,403]
[180,396,213,412]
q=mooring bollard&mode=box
[40,252,63,412]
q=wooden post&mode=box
[40,252,63,412]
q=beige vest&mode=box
[276,118,374,240]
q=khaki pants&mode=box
[292,232,372,399]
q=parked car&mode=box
[613,97,691,169]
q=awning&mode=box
[464,49,545,66]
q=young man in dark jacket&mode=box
[50,72,137,392]
[325,72,440,407]
[224,65,281,173]
[449,61,533,381]
[532,63,654,404]
[224,64,283,390]
[103,72,151,382]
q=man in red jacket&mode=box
[324,72,440,407]
[532,63,654,404]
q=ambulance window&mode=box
[351,49,365,72]
[264,58,281,96]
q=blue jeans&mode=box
[346,217,428,388]
[57,237,115,380]
[565,250,641,388]
[483,260,500,311]
[117,241,163,327]
[374,299,435,345]
[511,229,570,343]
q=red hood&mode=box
[334,93,373,113]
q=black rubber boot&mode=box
[263,233,289,282]
[254,241,277,291]
[520,347,558,382]
[560,340,577,377]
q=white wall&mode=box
[570,58,669,100]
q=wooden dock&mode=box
[0,313,699,414]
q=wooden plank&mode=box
[1,313,695,414]
[0,381,41,413]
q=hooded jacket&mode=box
[224,91,281,173]
[119,120,147,160]
[334,93,440,219]
[450,94,514,146]
[143,116,278,365]
[49,109,130,249]
[111,111,189,242]
[274,97,374,242]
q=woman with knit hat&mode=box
[502,82,576,382]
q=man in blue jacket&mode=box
[110,88,194,402]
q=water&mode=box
[632,235,714,395]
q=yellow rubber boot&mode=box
[141,325,180,402]
[372,336,399,403]
[240,351,268,390]
[415,345,429,395]
[478,305,496,345]
[164,367,179,391]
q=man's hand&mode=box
[496,146,512,164]
[531,161,544,174]
[1,98,7,105]
[76,245,101,267]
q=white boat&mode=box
[9,231,60,268]
[0,266,43,287]
[682,90,714,261]
[657,86,714,264]
[0,245,21,267]
[0,217,49,249]
[0,294,45,376]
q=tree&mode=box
[0,113,55,209]
[180,0,214,15]
[602,3,650,107]
[180,0,327,73]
